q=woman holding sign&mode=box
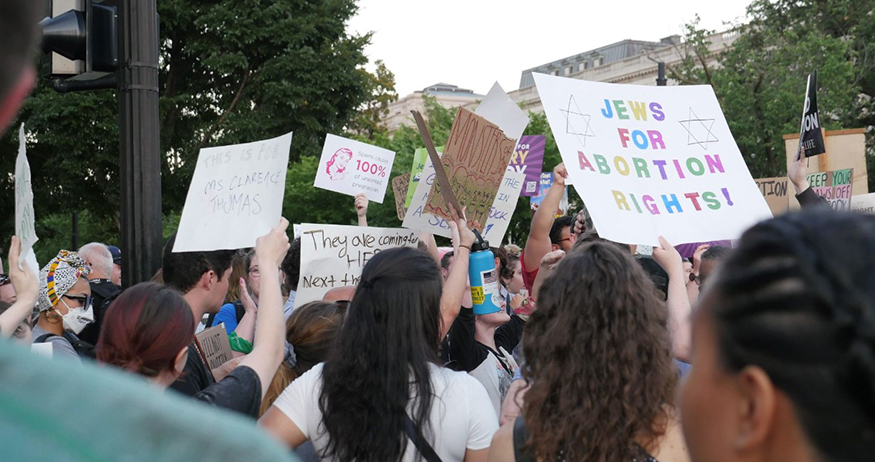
[261,246,498,462]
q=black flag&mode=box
[798,71,826,158]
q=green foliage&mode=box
[1,0,383,254]
[671,2,866,180]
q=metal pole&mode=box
[71,211,79,250]
[656,62,667,86]
[117,0,161,288]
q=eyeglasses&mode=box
[0,274,9,286]
[248,267,260,277]
[689,273,707,287]
[62,294,92,310]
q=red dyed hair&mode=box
[96,282,195,377]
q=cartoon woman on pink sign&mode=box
[326,148,353,181]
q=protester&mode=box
[490,241,689,462]
[0,237,38,342]
[161,233,238,395]
[76,242,122,346]
[355,193,368,227]
[100,220,289,417]
[261,247,497,461]
[282,237,301,318]
[209,249,283,337]
[0,272,15,304]
[680,210,875,462]
[261,301,345,462]
[107,245,122,287]
[521,163,574,292]
[788,145,828,207]
[685,244,710,304]
[31,250,95,361]
[695,245,730,294]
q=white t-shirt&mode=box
[273,362,498,462]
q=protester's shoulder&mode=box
[33,329,81,361]
[429,363,487,395]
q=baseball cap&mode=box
[106,245,122,265]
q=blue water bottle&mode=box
[468,230,502,315]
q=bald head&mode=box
[78,242,114,280]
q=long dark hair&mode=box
[707,210,875,460]
[522,241,677,461]
[96,282,194,377]
[318,247,443,461]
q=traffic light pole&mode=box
[117,0,162,287]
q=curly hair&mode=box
[522,241,677,462]
[708,210,875,461]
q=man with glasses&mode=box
[77,243,123,346]
[0,273,15,304]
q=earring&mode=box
[45,309,62,324]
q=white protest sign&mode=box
[852,193,875,214]
[534,74,772,245]
[475,82,529,151]
[314,134,396,203]
[174,132,292,252]
[403,158,525,244]
[15,124,39,274]
[403,157,453,239]
[295,224,420,307]
[482,170,525,244]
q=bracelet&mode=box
[458,245,471,252]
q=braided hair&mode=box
[707,210,875,460]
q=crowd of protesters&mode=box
[2,1,875,461]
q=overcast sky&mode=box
[347,0,754,96]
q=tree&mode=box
[670,3,863,180]
[1,0,382,258]
[347,60,398,141]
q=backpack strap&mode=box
[233,300,246,324]
[403,414,442,462]
[34,333,56,344]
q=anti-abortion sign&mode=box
[295,224,419,306]
[807,168,853,210]
[509,135,546,196]
[799,71,826,158]
[404,156,524,243]
[529,172,569,217]
[174,132,292,252]
[314,134,396,203]
[534,74,772,245]
[15,124,39,273]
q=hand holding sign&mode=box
[553,162,568,187]
[788,146,810,194]
[652,235,683,278]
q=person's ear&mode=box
[174,346,189,377]
[200,270,215,290]
[733,365,777,452]
[551,244,560,252]
[0,67,35,134]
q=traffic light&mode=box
[40,0,118,81]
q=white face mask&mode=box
[58,299,95,335]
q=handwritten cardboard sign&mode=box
[533,74,772,245]
[174,132,292,252]
[392,173,411,221]
[807,168,853,210]
[406,147,440,208]
[754,177,789,216]
[425,108,516,229]
[510,135,546,196]
[195,324,233,371]
[314,134,396,203]
[295,224,420,307]
[851,192,875,214]
[15,125,39,273]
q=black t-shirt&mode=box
[169,344,262,418]
[77,279,122,345]
[440,307,525,373]
[194,365,262,419]
[170,342,214,397]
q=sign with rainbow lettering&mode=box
[533,74,772,245]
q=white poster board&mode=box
[15,124,39,273]
[534,74,772,245]
[852,192,875,214]
[482,170,525,244]
[174,132,293,252]
[314,134,396,203]
[403,157,453,239]
[475,82,529,152]
[295,224,420,307]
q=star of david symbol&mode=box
[559,95,596,148]
[678,107,719,150]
